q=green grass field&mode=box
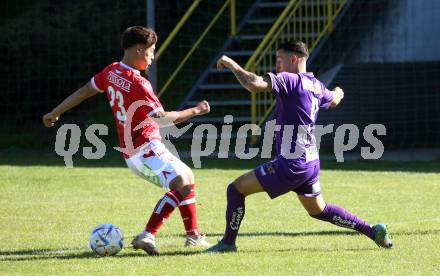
[1,153,440,275]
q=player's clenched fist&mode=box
[333,86,344,102]
[195,100,210,115]
[42,112,59,127]
[333,86,344,98]
[217,55,234,70]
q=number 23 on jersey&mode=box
[107,86,127,122]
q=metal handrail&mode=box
[157,0,237,98]
[249,0,347,129]
[157,0,233,98]
[244,1,298,72]
[155,0,202,61]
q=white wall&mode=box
[357,0,440,62]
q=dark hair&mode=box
[277,41,309,58]
[121,26,157,50]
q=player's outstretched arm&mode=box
[152,100,210,126]
[217,55,271,93]
[42,81,100,127]
[329,86,344,108]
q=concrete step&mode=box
[188,116,252,123]
[247,17,277,24]
[176,133,247,140]
[302,0,344,6]
[209,68,230,74]
[223,50,254,56]
[247,16,328,25]
[186,99,272,107]
[198,83,244,90]
[236,34,265,41]
[258,2,289,8]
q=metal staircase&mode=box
[175,0,352,147]
[178,1,289,122]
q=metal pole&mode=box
[230,0,236,36]
[147,0,157,92]
[156,0,202,60]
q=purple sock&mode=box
[222,184,245,245]
[311,203,375,240]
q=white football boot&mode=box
[131,232,160,256]
[184,234,211,247]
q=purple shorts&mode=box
[254,158,321,199]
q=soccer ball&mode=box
[89,224,124,256]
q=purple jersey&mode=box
[266,72,334,168]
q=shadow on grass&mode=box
[198,230,360,239]
[0,248,95,262]
[0,248,83,256]
[0,247,204,262]
[1,150,439,173]
[243,247,377,253]
[0,245,368,262]
[2,228,438,261]
[206,228,439,238]
[178,228,440,241]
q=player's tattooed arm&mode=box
[217,55,271,93]
[232,70,272,93]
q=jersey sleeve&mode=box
[134,78,164,116]
[319,87,334,110]
[265,72,299,96]
[90,66,109,93]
